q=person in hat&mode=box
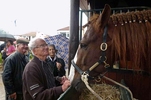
[2,38,29,100]
[47,44,66,86]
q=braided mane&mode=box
[84,9,151,73]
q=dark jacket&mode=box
[2,51,29,95]
[47,57,66,86]
[22,56,63,100]
[2,51,7,60]
[47,57,65,77]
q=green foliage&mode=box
[0,51,34,64]
[0,53,2,65]
[29,53,34,60]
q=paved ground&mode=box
[0,67,5,100]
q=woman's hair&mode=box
[7,40,13,45]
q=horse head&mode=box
[60,4,151,100]
[69,4,113,96]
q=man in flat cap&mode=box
[2,38,29,100]
[16,38,29,44]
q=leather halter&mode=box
[70,26,136,100]
[71,26,110,78]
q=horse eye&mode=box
[80,43,87,48]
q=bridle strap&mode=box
[71,60,84,75]
[100,26,108,64]
[88,26,110,72]
[71,26,110,76]
[70,26,110,100]
[103,26,108,43]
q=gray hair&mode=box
[28,37,45,55]
[48,44,58,53]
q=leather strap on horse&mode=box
[71,60,84,75]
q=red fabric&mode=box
[6,45,16,56]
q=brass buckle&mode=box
[100,56,110,68]
[100,43,107,51]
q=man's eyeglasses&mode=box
[35,44,48,48]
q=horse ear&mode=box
[97,4,111,28]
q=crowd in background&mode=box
[0,37,70,100]
[0,40,16,70]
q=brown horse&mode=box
[58,4,151,100]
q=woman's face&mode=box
[7,41,11,46]
[48,46,56,57]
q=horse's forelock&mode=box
[82,14,103,44]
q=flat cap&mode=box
[16,38,29,44]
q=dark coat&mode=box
[0,43,7,60]
[47,57,65,77]
[22,56,63,100]
[47,57,66,86]
[2,51,29,95]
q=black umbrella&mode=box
[0,30,16,41]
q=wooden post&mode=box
[68,0,79,75]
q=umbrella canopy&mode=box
[44,34,69,70]
[0,30,16,41]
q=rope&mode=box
[81,72,138,100]
[81,73,103,100]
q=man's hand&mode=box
[9,92,17,100]
[56,62,62,70]
[60,76,68,84]
[62,80,71,92]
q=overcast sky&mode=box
[0,0,70,36]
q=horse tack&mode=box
[71,35,134,99]
[71,15,136,100]
[66,4,151,100]
[71,26,110,76]
[70,25,113,100]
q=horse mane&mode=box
[84,9,151,73]
[110,10,151,72]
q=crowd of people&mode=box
[0,40,16,69]
[1,37,70,100]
